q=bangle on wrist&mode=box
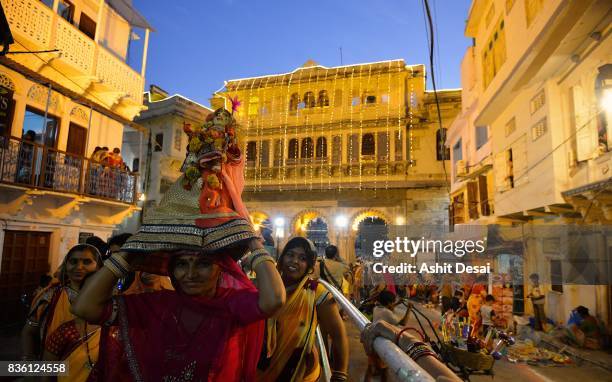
[252,254,275,270]
[249,248,273,269]
[104,253,130,279]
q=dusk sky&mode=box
[132,0,472,105]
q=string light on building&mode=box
[409,75,415,168]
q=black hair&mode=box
[485,294,495,302]
[39,274,52,288]
[279,237,317,273]
[529,273,539,281]
[108,233,133,248]
[86,236,109,258]
[454,290,464,297]
[325,245,338,259]
[576,305,589,317]
[378,290,396,306]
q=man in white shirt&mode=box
[373,290,410,326]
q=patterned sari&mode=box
[257,277,331,382]
[28,284,78,354]
[45,319,100,382]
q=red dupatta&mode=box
[92,255,264,382]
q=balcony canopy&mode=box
[107,0,155,31]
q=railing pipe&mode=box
[317,279,436,382]
[315,326,331,382]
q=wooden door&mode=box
[66,123,86,156]
[0,231,51,324]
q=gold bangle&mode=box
[252,255,275,270]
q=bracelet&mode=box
[26,318,39,328]
[249,248,273,269]
[104,254,130,279]
[330,370,348,381]
[404,343,438,362]
[252,254,275,270]
[396,327,411,345]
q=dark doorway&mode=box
[0,231,51,325]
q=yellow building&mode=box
[213,59,461,261]
[449,0,611,325]
[0,0,151,323]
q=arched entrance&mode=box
[305,217,329,257]
[354,216,388,259]
[293,211,329,257]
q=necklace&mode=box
[83,321,95,369]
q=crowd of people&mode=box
[88,146,133,200]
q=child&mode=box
[480,294,496,335]
[451,290,469,318]
[528,273,546,331]
[366,291,410,382]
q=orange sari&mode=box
[257,278,331,382]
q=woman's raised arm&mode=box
[247,239,285,316]
[71,254,126,323]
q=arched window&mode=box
[436,128,450,160]
[289,93,300,111]
[288,138,299,159]
[246,141,257,164]
[301,137,314,158]
[332,135,342,164]
[316,137,327,158]
[361,133,375,156]
[303,92,316,108]
[318,90,329,107]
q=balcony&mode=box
[0,135,137,204]
[2,0,146,121]
[243,160,449,191]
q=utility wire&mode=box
[422,0,450,194]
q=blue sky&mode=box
[132,0,472,105]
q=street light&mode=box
[273,217,285,258]
[601,88,612,113]
[335,215,348,229]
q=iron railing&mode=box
[0,135,137,204]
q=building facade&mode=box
[0,0,151,323]
[447,0,611,325]
[212,60,461,261]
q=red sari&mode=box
[91,255,265,382]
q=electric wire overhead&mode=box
[422,0,450,194]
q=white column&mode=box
[140,29,150,77]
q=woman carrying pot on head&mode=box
[71,106,286,381]
[257,237,349,382]
[21,244,102,361]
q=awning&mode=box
[107,0,155,31]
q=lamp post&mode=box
[335,215,348,262]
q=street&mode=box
[344,303,612,382]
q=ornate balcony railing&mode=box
[2,0,144,108]
[245,161,411,181]
[0,135,137,204]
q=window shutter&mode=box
[512,134,528,186]
[494,152,509,193]
[478,175,490,216]
[467,181,479,219]
[572,86,596,161]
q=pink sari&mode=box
[91,255,265,382]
